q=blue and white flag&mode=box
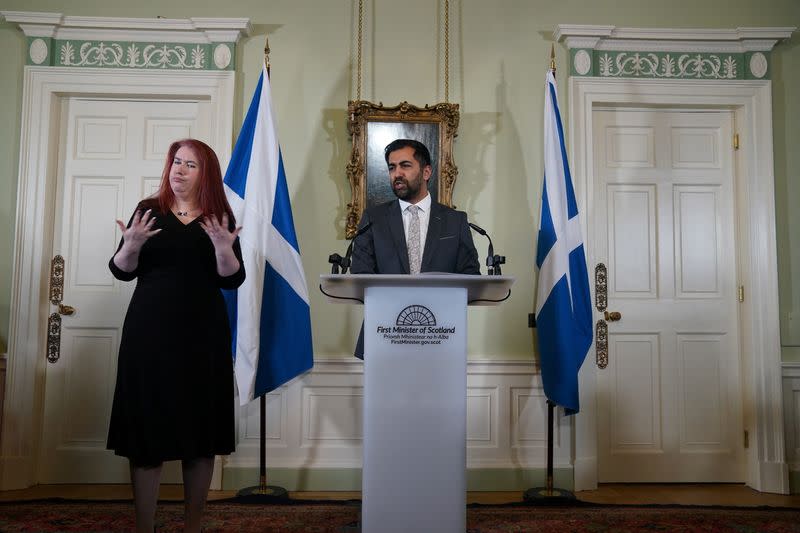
[535,70,593,415]
[223,64,313,405]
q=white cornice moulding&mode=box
[554,24,796,53]
[562,37,602,50]
[0,10,62,25]
[0,11,252,43]
[553,24,615,41]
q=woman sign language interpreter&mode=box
[107,139,245,533]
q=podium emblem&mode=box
[396,305,436,326]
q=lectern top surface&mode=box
[319,273,514,306]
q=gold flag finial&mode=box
[550,44,556,73]
[264,36,271,75]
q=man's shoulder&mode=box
[364,199,399,217]
[432,201,467,218]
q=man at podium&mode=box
[350,139,479,358]
[350,139,480,276]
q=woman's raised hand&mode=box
[116,209,161,252]
[112,209,161,273]
[199,213,242,277]
[199,213,242,252]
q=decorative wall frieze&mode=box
[597,51,742,79]
[0,11,250,70]
[55,41,217,70]
[554,25,795,80]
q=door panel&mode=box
[607,185,657,297]
[609,333,661,451]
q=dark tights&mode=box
[130,457,215,533]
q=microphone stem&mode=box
[342,242,354,274]
[487,237,495,275]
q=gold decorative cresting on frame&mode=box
[345,100,460,238]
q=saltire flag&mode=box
[535,70,593,415]
[223,63,313,405]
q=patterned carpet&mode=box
[0,499,799,532]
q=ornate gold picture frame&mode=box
[345,100,460,238]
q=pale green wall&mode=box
[0,0,798,362]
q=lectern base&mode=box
[523,487,576,504]
[235,484,289,503]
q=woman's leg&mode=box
[130,461,163,533]
[181,456,215,533]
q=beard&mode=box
[392,169,424,201]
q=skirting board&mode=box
[222,467,574,492]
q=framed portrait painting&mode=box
[345,100,460,238]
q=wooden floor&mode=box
[1,484,799,507]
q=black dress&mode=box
[107,202,245,467]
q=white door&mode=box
[39,97,211,483]
[592,108,744,482]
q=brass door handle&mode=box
[604,311,622,322]
[58,304,76,316]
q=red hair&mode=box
[149,139,235,224]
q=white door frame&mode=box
[570,77,788,494]
[1,66,235,489]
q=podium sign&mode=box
[363,285,467,533]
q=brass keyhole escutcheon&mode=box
[47,255,76,363]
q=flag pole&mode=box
[523,44,576,505]
[235,34,289,504]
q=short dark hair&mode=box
[384,139,432,168]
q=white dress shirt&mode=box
[398,193,432,255]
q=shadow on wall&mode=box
[461,61,536,356]
[320,107,352,242]
[287,61,365,359]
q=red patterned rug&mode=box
[0,499,798,532]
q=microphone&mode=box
[328,253,344,274]
[342,221,372,274]
[468,222,506,275]
[329,222,372,274]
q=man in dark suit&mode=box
[351,139,480,357]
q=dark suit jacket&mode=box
[350,199,480,357]
[350,199,480,275]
